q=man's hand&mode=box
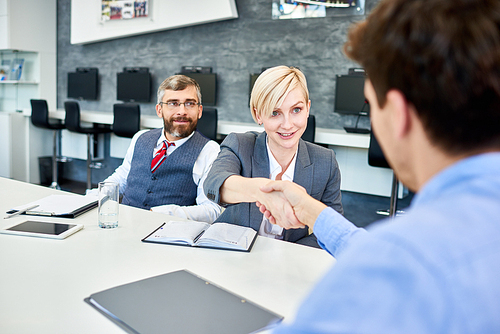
[257,180,327,229]
[255,188,305,229]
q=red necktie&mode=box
[151,141,174,173]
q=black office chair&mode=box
[64,101,112,190]
[368,130,400,217]
[197,107,218,141]
[301,115,316,143]
[30,99,65,189]
[113,103,141,138]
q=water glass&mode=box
[98,182,119,228]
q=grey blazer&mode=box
[204,131,343,247]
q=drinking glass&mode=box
[98,182,119,228]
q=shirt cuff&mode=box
[313,207,360,257]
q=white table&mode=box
[0,177,335,333]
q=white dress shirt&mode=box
[104,129,222,223]
[258,140,298,239]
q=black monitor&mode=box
[334,75,369,116]
[67,68,98,100]
[248,73,261,105]
[182,73,217,106]
[249,73,260,95]
[117,68,151,102]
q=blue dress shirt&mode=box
[274,153,500,333]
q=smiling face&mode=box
[256,87,310,153]
[155,85,203,142]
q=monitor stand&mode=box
[344,126,370,134]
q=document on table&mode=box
[7,194,98,218]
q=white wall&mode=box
[71,0,238,45]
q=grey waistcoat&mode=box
[122,128,209,210]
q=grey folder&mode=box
[84,270,283,334]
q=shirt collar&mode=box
[266,138,297,181]
[157,129,195,148]
[412,152,500,208]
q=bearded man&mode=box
[103,75,221,223]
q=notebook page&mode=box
[146,220,210,244]
[197,223,257,250]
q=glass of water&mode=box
[98,182,119,228]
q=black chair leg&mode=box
[389,173,399,217]
[86,134,92,190]
[50,130,61,190]
[376,172,402,218]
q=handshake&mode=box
[254,180,327,230]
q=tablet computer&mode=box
[0,220,84,239]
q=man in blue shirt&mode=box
[255,0,500,332]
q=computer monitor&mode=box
[333,74,370,116]
[248,73,261,105]
[249,73,260,94]
[182,73,217,107]
[117,68,151,102]
[67,68,98,100]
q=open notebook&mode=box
[142,221,258,252]
[7,194,98,218]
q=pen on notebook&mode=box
[3,204,39,219]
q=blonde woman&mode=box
[204,66,343,247]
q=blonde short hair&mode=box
[249,66,309,123]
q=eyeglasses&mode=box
[160,101,200,110]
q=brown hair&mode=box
[157,74,202,104]
[344,0,500,153]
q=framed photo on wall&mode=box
[101,1,149,22]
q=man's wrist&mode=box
[298,199,327,229]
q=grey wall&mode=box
[57,0,379,131]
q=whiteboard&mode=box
[71,0,238,45]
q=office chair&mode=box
[301,115,316,143]
[30,99,65,189]
[113,103,141,138]
[64,101,112,190]
[368,130,400,217]
[197,107,218,141]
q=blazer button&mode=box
[147,189,152,194]
[151,176,157,180]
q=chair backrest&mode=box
[301,115,316,143]
[113,103,141,138]
[368,130,390,168]
[64,101,83,133]
[30,99,50,128]
[197,107,218,141]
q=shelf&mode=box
[0,80,39,85]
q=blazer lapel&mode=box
[249,132,270,231]
[293,139,313,193]
[284,139,313,241]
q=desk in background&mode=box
[44,109,395,197]
[0,177,334,333]
[2,108,395,196]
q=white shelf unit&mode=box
[0,50,39,112]
[0,0,56,184]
